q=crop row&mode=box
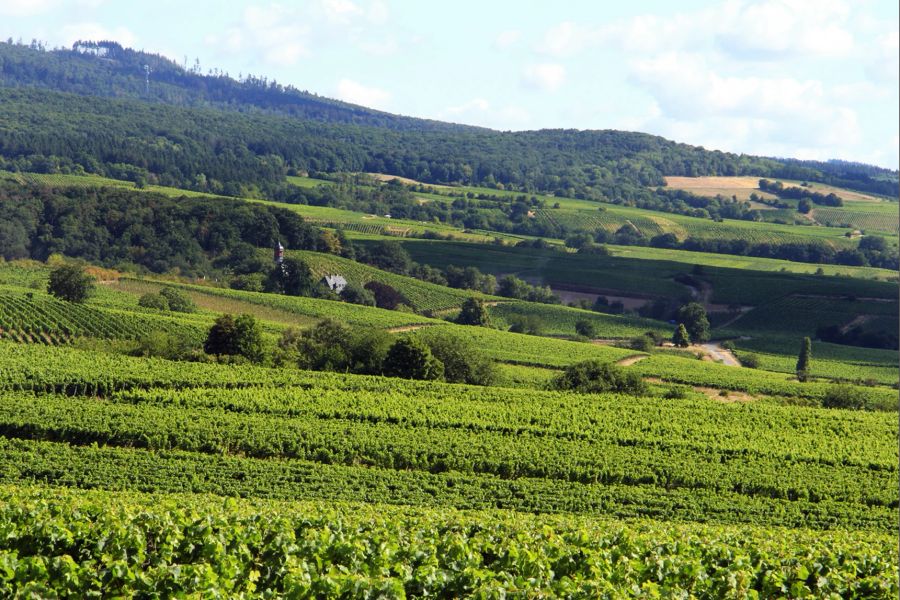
[1,485,895,598]
[2,438,894,532]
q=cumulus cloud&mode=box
[627,52,864,161]
[537,0,859,61]
[522,63,566,91]
[336,78,391,109]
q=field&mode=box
[665,175,893,203]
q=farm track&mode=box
[616,355,648,367]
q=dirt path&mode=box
[386,324,435,334]
[698,343,740,366]
[839,314,873,334]
[616,355,648,367]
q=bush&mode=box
[629,334,654,352]
[383,337,444,381]
[456,298,491,327]
[364,281,408,310]
[230,273,265,292]
[424,332,498,386]
[664,385,691,399]
[739,353,760,369]
[340,282,376,307]
[672,324,691,348]
[47,263,94,303]
[138,292,169,311]
[132,330,200,361]
[507,314,545,335]
[160,287,196,313]
[551,360,648,395]
[204,313,265,362]
[821,384,868,410]
[575,320,598,339]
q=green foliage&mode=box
[822,384,869,410]
[47,263,94,303]
[796,337,812,382]
[506,313,545,335]
[677,303,710,343]
[629,334,655,352]
[673,324,691,348]
[739,353,760,369]
[159,287,196,313]
[137,292,168,310]
[131,330,200,361]
[575,319,598,339]
[424,331,498,386]
[455,297,491,327]
[203,313,265,362]
[339,282,376,306]
[383,336,444,381]
[552,360,648,395]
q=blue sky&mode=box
[3,0,898,168]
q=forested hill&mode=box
[0,40,463,132]
[0,40,896,198]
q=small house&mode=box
[322,274,347,293]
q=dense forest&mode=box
[0,182,337,275]
[1,41,896,200]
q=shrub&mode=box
[47,263,94,303]
[507,314,545,336]
[456,298,491,327]
[204,313,265,362]
[551,360,648,395]
[629,334,654,352]
[739,353,760,369]
[383,337,444,381]
[664,385,691,399]
[160,287,196,313]
[340,282,376,307]
[424,332,498,386]
[575,320,598,339]
[132,330,200,361]
[822,384,868,410]
[138,292,169,311]
[365,281,408,310]
[672,324,691,348]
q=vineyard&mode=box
[3,486,896,597]
[814,205,900,235]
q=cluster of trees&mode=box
[559,222,899,269]
[0,183,340,276]
[356,241,561,305]
[203,314,498,386]
[137,287,196,313]
[816,323,898,351]
[670,303,710,347]
[758,180,843,207]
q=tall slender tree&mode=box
[796,337,812,382]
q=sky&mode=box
[2,0,898,169]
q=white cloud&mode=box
[494,29,521,50]
[205,1,392,66]
[537,0,858,60]
[866,30,899,82]
[522,63,566,91]
[59,22,136,47]
[0,0,57,16]
[336,78,391,109]
[445,97,491,115]
[627,52,865,161]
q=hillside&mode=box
[2,40,896,200]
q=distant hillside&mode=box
[0,40,896,199]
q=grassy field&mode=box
[665,175,894,203]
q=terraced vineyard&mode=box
[0,285,205,344]
[814,204,900,234]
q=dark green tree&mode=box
[340,282,376,306]
[551,360,647,395]
[455,297,491,327]
[204,313,264,362]
[676,302,709,343]
[424,331,498,386]
[796,336,812,382]
[138,292,169,310]
[382,337,444,381]
[575,320,598,339]
[673,324,691,348]
[47,263,94,303]
[271,257,317,297]
[159,287,196,313]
